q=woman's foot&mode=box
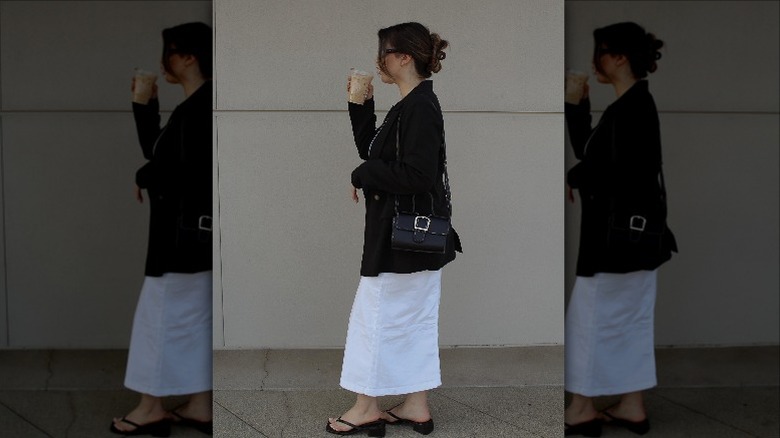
[327,404,383,433]
[111,408,167,433]
[600,403,650,435]
[564,406,599,430]
[600,403,647,423]
[564,418,602,437]
[167,402,212,423]
[564,393,602,436]
[380,402,431,424]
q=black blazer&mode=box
[349,80,461,277]
[133,81,212,277]
[566,80,676,277]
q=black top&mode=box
[566,80,677,276]
[133,81,212,277]
[349,80,462,277]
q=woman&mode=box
[563,22,678,437]
[327,22,462,436]
[111,22,213,436]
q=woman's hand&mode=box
[567,184,575,203]
[131,77,158,100]
[346,78,373,101]
[350,186,359,203]
[135,185,144,203]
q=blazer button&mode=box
[373,194,380,200]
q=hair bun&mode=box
[645,32,663,72]
[429,33,449,74]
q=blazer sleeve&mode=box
[133,99,162,189]
[564,99,594,190]
[351,95,441,195]
[133,99,162,159]
[348,98,377,160]
[565,99,593,160]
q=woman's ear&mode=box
[182,53,197,68]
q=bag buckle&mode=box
[198,215,213,232]
[414,216,431,232]
[629,215,646,232]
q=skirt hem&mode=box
[340,379,442,397]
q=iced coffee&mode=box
[348,69,373,105]
[565,70,589,105]
[133,69,158,105]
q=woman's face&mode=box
[592,46,618,84]
[161,46,189,84]
[376,46,402,84]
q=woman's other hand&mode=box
[350,186,359,203]
[135,185,144,203]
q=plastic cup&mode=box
[565,70,589,105]
[348,69,373,105]
[133,68,158,104]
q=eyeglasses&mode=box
[595,46,613,56]
[381,48,401,56]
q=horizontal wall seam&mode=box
[0,110,173,115]
[1,110,776,115]
[211,109,778,115]
[211,108,562,113]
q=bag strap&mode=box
[608,119,668,214]
[392,113,452,217]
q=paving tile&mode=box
[215,388,545,437]
[263,350,343,390]
[439,386,563,437]
[48,350,127,390]
[567,388,778,438]
[657,346,780,387]
[0,390,200,437]
[0,350,51,390]
[214,401,269,437]
[651,387,780,438]
[214,347,564,391]
[0,400,50,438]
[441,347,564,387]
[213,350,269,390]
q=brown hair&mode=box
[162,22,213,79]
[592,22,663,79]
[377,22,448,78]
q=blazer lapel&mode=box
[369,103,403,159]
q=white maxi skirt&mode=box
[340,270,442,397]
[565,270,657,397]
[124,271,213,396]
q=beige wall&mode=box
[0,0,212,347]
[3,0,774,350]
[213,0,566,348]
[564,1,779,345]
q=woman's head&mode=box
[376,22,448,80]
[161,22,212,81]
[592,22,663,80]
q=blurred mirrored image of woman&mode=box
[111,22,213,437]
[563,22,677,437]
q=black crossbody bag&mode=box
[606,123,671,256]
[390,117,452,254]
